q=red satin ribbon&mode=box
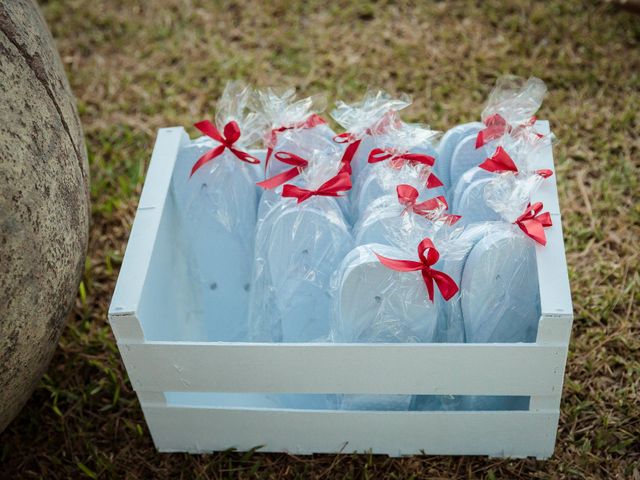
[397,184,446,216]
[341,138,362,166]
[375,238,459,302]
[475,114,540,149]
[334,132,357,144]
[479,146,518,173]
[190,120,260,176]
[256,152,309,189]
[282,171,352,204]
[514,202,553,246]
[425,172,444,189]
[368,148,442,189]
[333,110,402,146]
[396,185,461,224]
[368,148,435,168]
[475,114,510,149]
[265,114,327,170]
[441,213,463,225]
[480,147,554,180]
[338,157,352,175]
[329,133,361,179]
[536,169,553,178]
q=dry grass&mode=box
[1,0,639,478]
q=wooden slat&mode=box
[119,342,567,396]
[530,121,561,215]
[137,127,186,210]
[142,405,558,458]
[109,127,187,341]
[536,214,573,320]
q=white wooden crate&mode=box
[108,122,573,458]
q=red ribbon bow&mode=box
[397,185,445,216]
[479,146,554,179]
[375,238,459,302]
[265,114,327,170]
[190,120,260,177]
[282,171,352,204]
[476,114,541,149]
[334,133,362,172]
[256,152,309,189]
[514,202,553,246]
[332,110,403,160]
[396,185,461,224]
[367,148,443,189]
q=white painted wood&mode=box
[109,127,187,341]
[529,121,560,215]
[141,405,558,458]
[138,127,187,210]
[535,214,573,319]
[537,315,573,345]
[118,342,566,395]
[108,313,145,343]
[135,196,204,341]
[107,122,573,457]
[137,391,167,405]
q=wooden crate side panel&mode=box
[119,342,567,396]
[536,214,573,323]
[109,127,187,342]
[529,120,560,216]
[142,405,558,459]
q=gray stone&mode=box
[0,0,89,432]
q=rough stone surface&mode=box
[0,0,89,432]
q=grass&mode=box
[1,0,639,478]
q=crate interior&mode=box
[125,137,553,413]
[136,141,544,345]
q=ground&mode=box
[0,0,639,478]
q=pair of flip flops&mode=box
[172,139,260,341]
[436,122,484,190]
[333,243,439,411]
[334,221,539,411]
[249,195,353,342]
[439,122,520,225]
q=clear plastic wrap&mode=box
[480,75,547,129]
[215,81,266,148]
[349,122,442,220]
[458,222,541,343]
[354,195,435,251]
[411,216,547,411]
[172,81,263,341]
[336,192,551,411]
[248,196,352,342]
[453,132,554,226]
[248,154,353,342]
[253,88,338,180]
[448,76,547,191]
[331,243,439,411]
[354,185,454,252]
[448,131,493,195]
[456,221,541,412]
[331,90,411,180]
[447,129,554,341]
[256,146,352,225]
